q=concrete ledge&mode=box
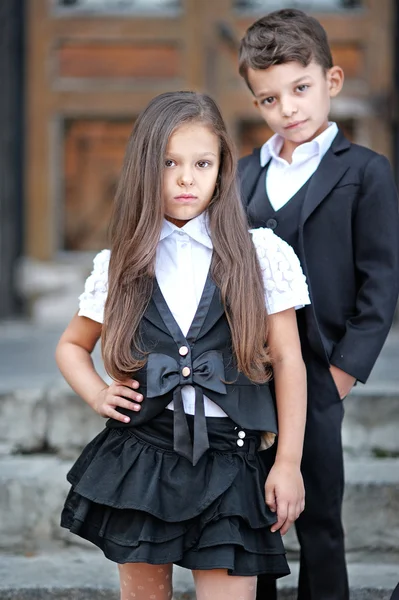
[283,457,399,553]
[343,392,399,455]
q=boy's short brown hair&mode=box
[239,9,333,89]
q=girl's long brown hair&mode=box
[102,91,271,383]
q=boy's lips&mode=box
[284,119,308,130]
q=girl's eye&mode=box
[164,159,176,167]
[261,97,275,106]
[296,84,309,93]
[197,160,211,168]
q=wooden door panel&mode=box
[64,119,133,251]
[58,42,182,80]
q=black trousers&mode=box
[256,354,349,600]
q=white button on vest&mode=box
[236,439,244,447]
[238,431,246,439]
[182,366,191,377]
[179,346,189,356]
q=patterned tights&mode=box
[118,563,257,600]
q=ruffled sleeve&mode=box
[78,249,110,324]
[250,228,310,315]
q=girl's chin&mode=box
[167,209,202,222]
[165,213,198,227]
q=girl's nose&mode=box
[178,171,194,186]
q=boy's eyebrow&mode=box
[292,75,313,84]
[255,75,314,97]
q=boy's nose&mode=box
[281,103,298,118]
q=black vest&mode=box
[246,161,313,352]
[107,272,277,465]
[247,160,311,254]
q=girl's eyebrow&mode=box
[166,151,218,158]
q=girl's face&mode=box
[163,122,220,227]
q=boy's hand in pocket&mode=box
[329,365,356,400]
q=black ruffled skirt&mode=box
[61,409,289,578]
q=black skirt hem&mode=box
[61,411,289,578]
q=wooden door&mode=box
[25,0,395,258]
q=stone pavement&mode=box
[0,319,399,599]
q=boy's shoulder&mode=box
[238,133,390,174]
[342,140,388,167]
[238,147,261,174]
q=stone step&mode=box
[0,385,106,459]
[342,389,399,456]
[1,382,399,459]
[1,455,398,554]
[16,256,94,326]
[283,457,399,553]
[0,549,398,600]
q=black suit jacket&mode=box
[238,130,399,383]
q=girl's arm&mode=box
[55,313,143,423]
[264,307,307,535]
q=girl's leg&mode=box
[193,569,257,600]
[118,563,173,600]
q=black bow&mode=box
[146,350,227,465]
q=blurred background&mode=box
[0,0,398,324]
[1,3,399,596]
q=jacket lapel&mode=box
[192,284,225,341]
[239,148,263,210]
[143,297,171,336]
[300,130,351,227]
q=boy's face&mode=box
[247,60,343,152]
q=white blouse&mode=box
[78,213,310,417]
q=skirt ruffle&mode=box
[61,411,289,577]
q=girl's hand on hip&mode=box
[93,379,143,423]
[264,461,305,535]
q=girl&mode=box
[56,91,309,600]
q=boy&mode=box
[238,8,399,600]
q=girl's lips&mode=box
[174,194,197,202]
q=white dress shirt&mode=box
[78,212,310,417]
[260,122,338,211]
[155,214,225,416]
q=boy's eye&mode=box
[164,159,176,167]
[296,84,309,93]
[261,97,275,106]
[197,160,211,168]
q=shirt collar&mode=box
[260,121,338,166]
[160,211,213,249]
